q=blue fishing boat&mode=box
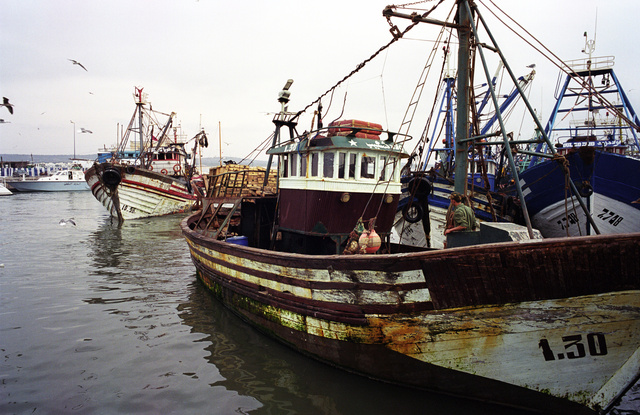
[515,41,640,237]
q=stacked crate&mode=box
[206,164,277,198]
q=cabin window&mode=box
[379,156,387,181]
[338,152,346,179]
[281,155,289,177]
[390,157,398,181]
[310,153,319,177]
[361,156,375,179]
[323,152,334,178]
[300,154,307,177]
[290,154,297,177]
[348,153,356,179]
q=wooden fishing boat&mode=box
[181,2,640,413]
[84,87,207,221]
[182,116,640,414]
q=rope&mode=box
[478,0,639,132]
[293,0,449,121]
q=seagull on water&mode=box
[59,218,77,226]
[68,59,87,71]
[0,119,10,124]
[80,128,93,134]
[1,97,13,114]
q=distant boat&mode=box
[0,182,12,195]
[6,169,89,192]
[84,87,208,221]
[516,49,640,237]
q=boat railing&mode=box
[563,55,615,73]
[310,126,412,148]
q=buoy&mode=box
[358,229,381,254]
[161,169,168,175]
[174,164,181,173]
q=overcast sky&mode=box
[1,0,638,160]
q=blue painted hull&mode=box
[519,150,640,237]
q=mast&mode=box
[135,87,145,162]
[454,0,472,194]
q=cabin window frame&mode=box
[310,153,319,177]
[300,153,308,177]
[323,152,335,178]
[360,154,376,180]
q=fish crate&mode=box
[205,165,277,198]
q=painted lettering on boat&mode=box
[538,333,608,361]
[556,212,580,231]
[120,204,137,214]
[597,208,624,227]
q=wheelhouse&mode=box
[267,124,410,254]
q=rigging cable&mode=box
[479,0,639,131]
[294,0,447,121]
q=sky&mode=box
[1,0,639,161]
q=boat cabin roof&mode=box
[267,132,410,158]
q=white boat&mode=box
[0,182,12,195]
[6,169,89,192]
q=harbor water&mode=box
[1,191,638,414]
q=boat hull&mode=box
[182,213,640,414]
[7,179,89,192]
[520,150,640,237]
[85,163,197,220]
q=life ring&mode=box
[161,169,168,175]
[148,165,153,171]
[173,164,182,173]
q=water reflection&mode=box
[178,279,535,415]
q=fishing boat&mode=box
[514,40,640,238]
[181,3,640,414]
[394,53,536,248]
[84,87,208,221]
[6,168,89,192]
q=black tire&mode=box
[402,202,424,223]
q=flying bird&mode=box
[526,63,536,68]
[59,218,77,226]
[1,97,13,114]
[80,128,93,134]
[0,119,10,124]
[68,59,87,71]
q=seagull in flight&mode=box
[80,128,93,134]
[68,59,87,71]
[1,97,13,114]
[0,119,10,124]
[526,63,536,68]
[59,218,77,226]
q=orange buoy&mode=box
[358,229,381,254]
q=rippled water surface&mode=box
[1,192,637,414]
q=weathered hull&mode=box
[85,163,196,220]
[181,213,640,414]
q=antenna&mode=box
[581,9,598,60]
[278,79,294,112]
